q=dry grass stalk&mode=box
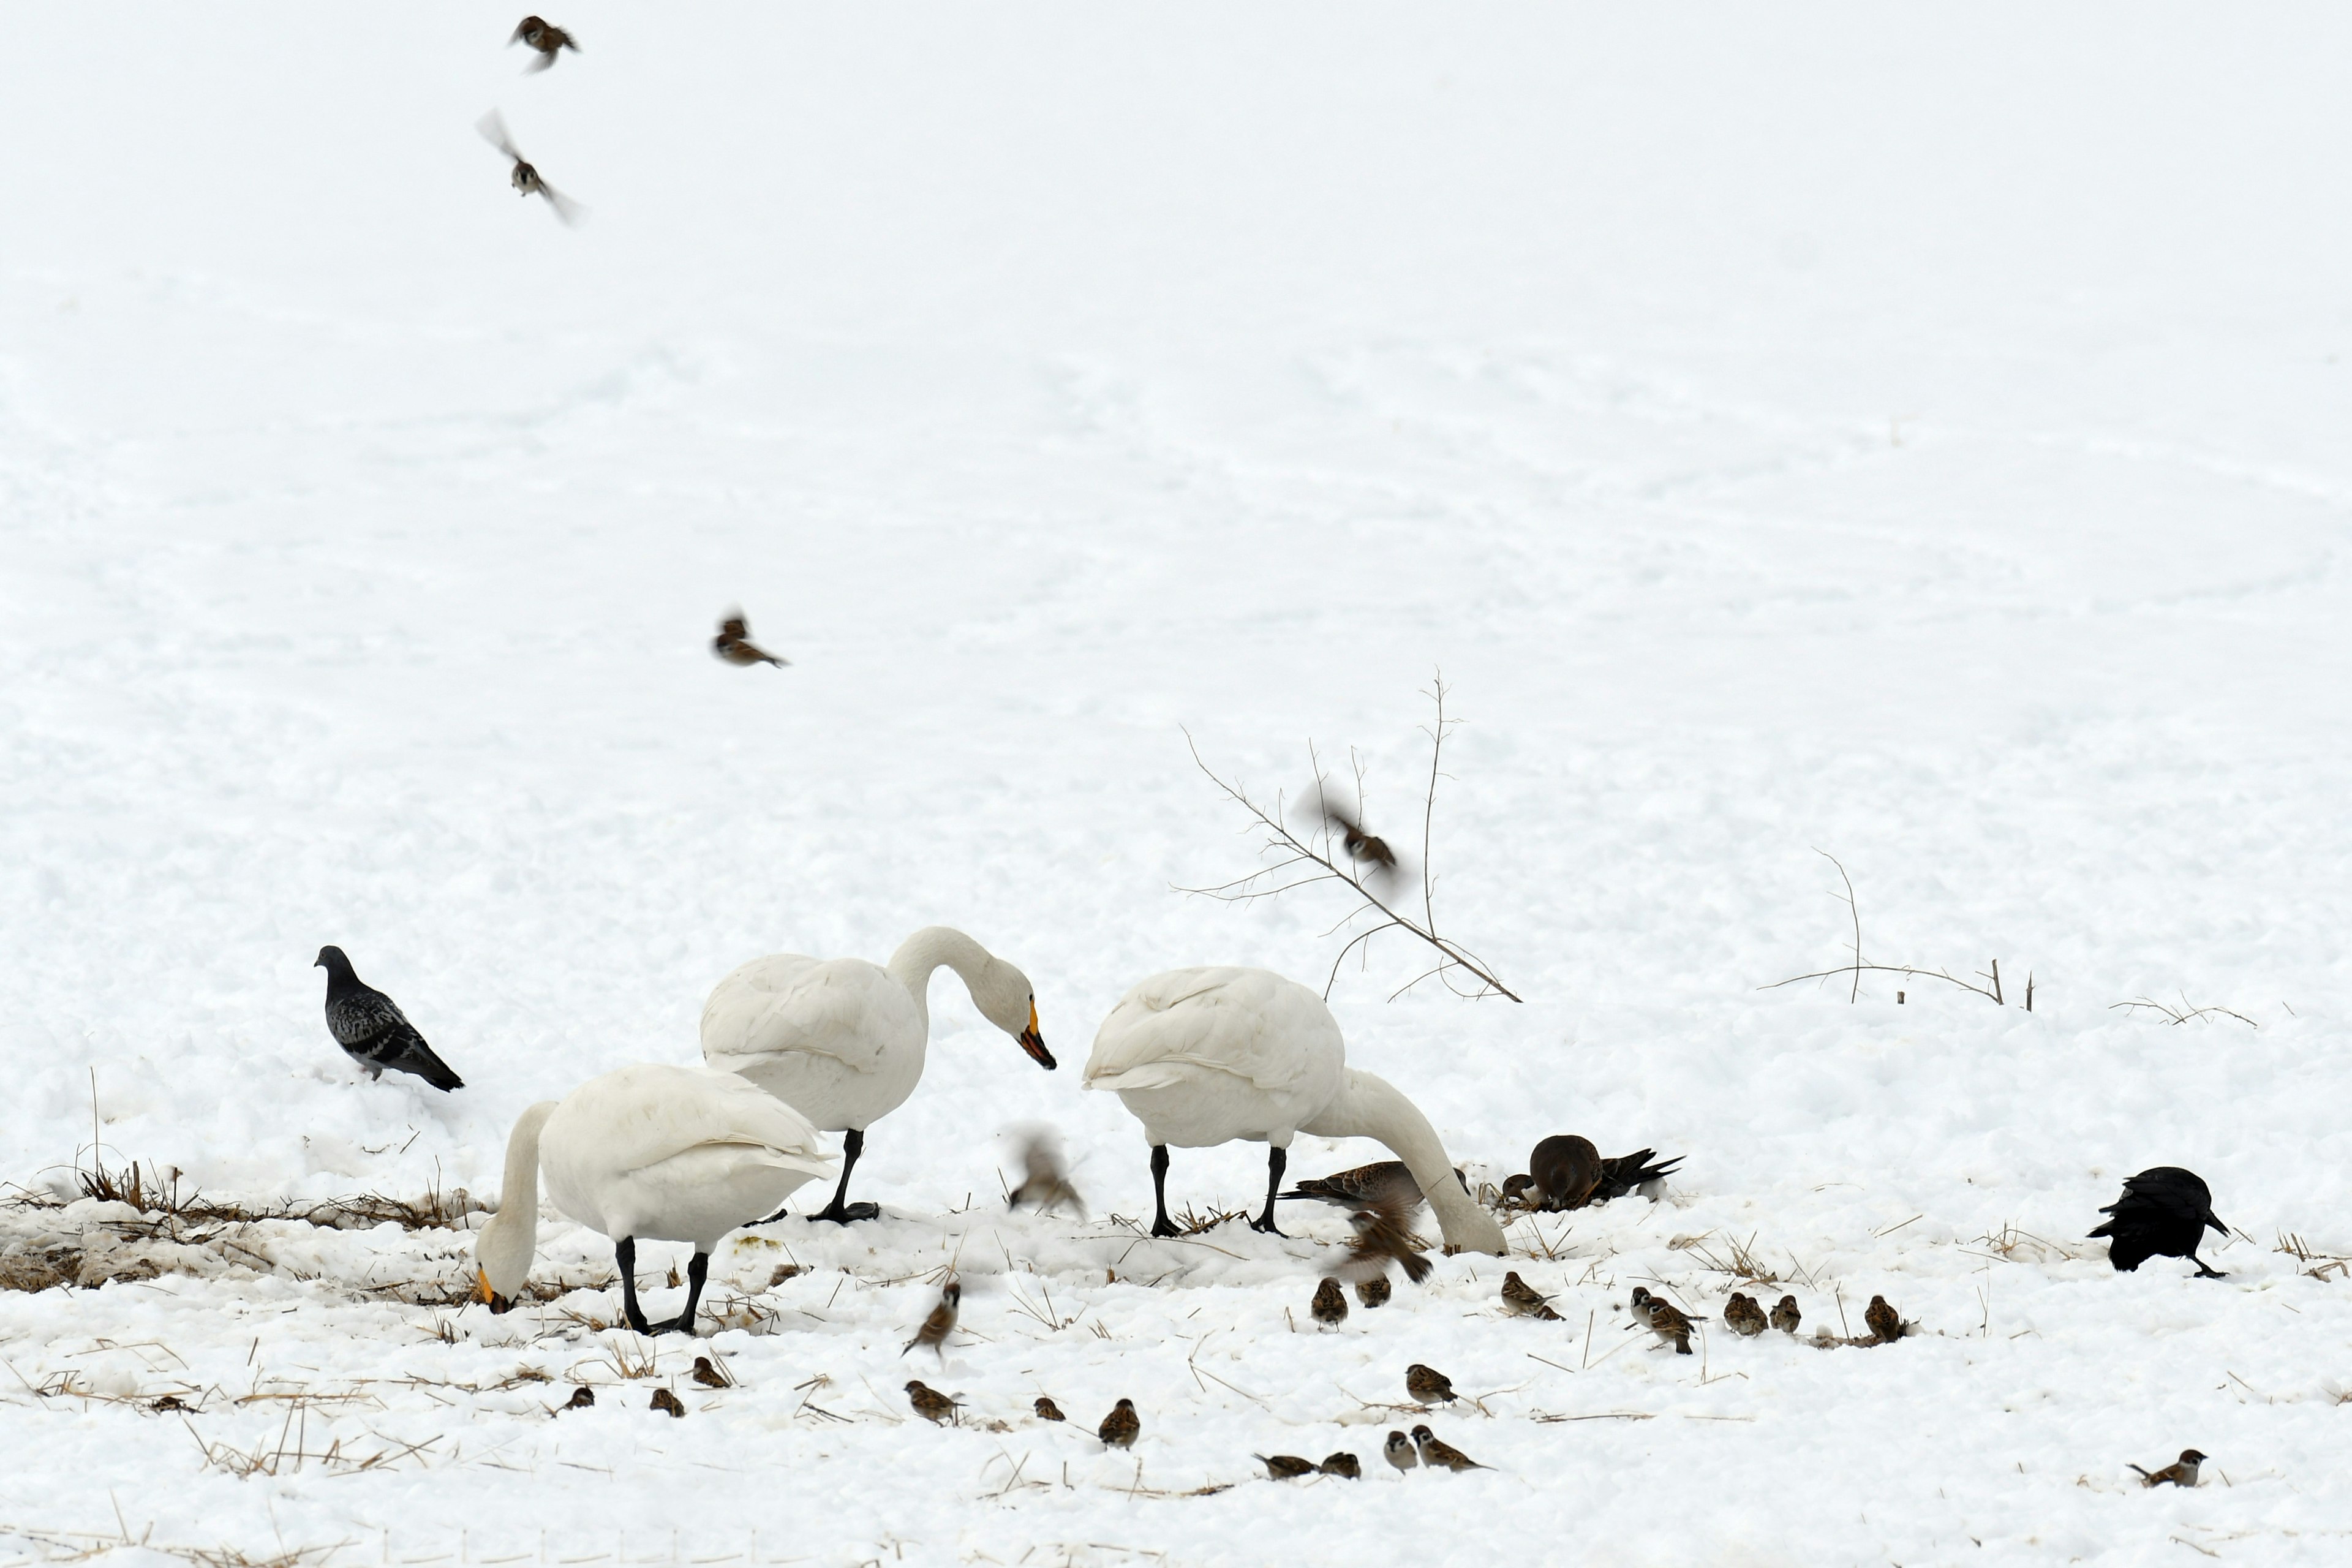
[2110,995,2258,1028]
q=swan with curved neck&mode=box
[473,1063,834,1333]
[1082,967,1507,1256]
[701,926,1052,1223]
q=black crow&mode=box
[2090,1166,2228,1278]
[315,946,464,1091]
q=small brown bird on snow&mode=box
[1259,1453,1317,1480]
[1864,1295,1906,1344]
[1629,1286,1694,1354]
[1411,1425,1488,1472]
[1310,1277,1349,1329]
[509,16,579,71]
[902,1280,960,1361]
[1405,1364,1456,1404]
[649,1387,685,1419]
[1383,1430,1419,1473]
[1033,1396,1066,1422]
[2130,1449,2207,1488]
[561,1385,595,1411]
[1355,1275,1392,1309]
[1320,1451,1362,1479]
[712,609,788,667]
[1098,1398,1140,1449]
[905,1380,959,1425]
[1500,1271,1562,1319]
[1770,1294,1802,1335]
[1722,1292,1768,1337]
[476,111,584,225]
[690,1356,729,1388]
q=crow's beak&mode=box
[1017,1003,1055,1070]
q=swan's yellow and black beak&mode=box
[475,1267,513,1314]
[1017,1001,1055,1069]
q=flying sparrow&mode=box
[712,609,788,668]
[1320,1452,1362,1479]
[1033,1396,1066,1422]
[902,1280,960,1361]
[1864,1294,1906,1344]
[1405,1364,1456,1404]
[1384,1430,1419,1473]
[1770,1294,1802,1335]
[2130,1449,2207,1488]
[1098,1398,1140,1449]
[690,1356,729,1388]
[1722,1292,1768,1337]
[1320,797,1397,876]
[1259,1453,1317,1480]
[1411,1425,1488,1472]
[905,1380,960,1425]
[1355,1275,1392,1309]
[475,111,584,225]
[509,16,579,72]
[650,1387,685,1419]
[561,1385,595,1411]
[1629,1286,1694,1354]
[1338,1199,1434,1288]
[1501,1271,1562,1319]
[1008,1132,1085,1216]
[1310,1278,1349,1329]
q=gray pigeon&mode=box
[315,946,464,1090]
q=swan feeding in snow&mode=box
[1082,967,1507,1255]
[701,927,1052,1223]
[473,1063,834,1334]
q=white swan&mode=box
[1082,967,1507,1256]
[700,927,1052,1223]
[473,1063,835,1334]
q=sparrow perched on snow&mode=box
[690,1357,729,1388]
[1337,1199,1434,1288]
[1864,1295,1906,1344]
[1098,1398,1140,1449]
[1355,1275,1392,1309]
[1770,1294,1802,1335]
[905,1380,959,1424]
[650,1387,685,1419]
[1033,1396,1066,1422]
[1501,1271,1562,1319]
[1008,1132,1085,1216]
[711,609,789,668]
[1384,1431,1419,1473]
[2091,1167,2229,1279]
[1629,1286,1694,1354]
[902,1280,960,1361]
[1279,1160,1467,1212]
[1320,1452,1361,1479]
[1259,1453,1317,1480]
[475,111,585,225]
[1411,1425,1488,1472]
[316,946,464,1091]
[561,1385,595,1411]
[1405,1364,1456,1404]
[2130,1449,2207,1488]
[1310,1278,1349,1328]
[1722,1292,1768,1337]
[1320,797,1397,876]
[509,15,579,71]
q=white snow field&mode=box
[5,3,2352,1563]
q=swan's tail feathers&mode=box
[1082,1062,1194,1093]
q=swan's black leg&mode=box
[816,1129,881,1223]
[614,1236,653,1335]
[1250,1145,1287,1236]
[662,1251,710,1334]
[1150,1145,1178,1238]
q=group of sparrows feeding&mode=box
[479,19,587,225]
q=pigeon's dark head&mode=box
[314,946,352,976]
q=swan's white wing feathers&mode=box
[1084,967,1339,1094]
[700,955,913,1077]
[570,1063,834,1179]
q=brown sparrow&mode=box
[1339,1199,1434,1288]
[1383,1430,1419,1472]
[475,111,584,225]
[1355,1275,1392,1309]
[1629,1286,1694,1354]
[1864,1295,1905,1344]
[1280,1159,1467,1213]
[560,1385,595,1411]
[1501,1270,1562,1319]
[649,1387,685,1419]
[1722,1292,1768,1337]
[712,609,788,668]
[1008,1132,1085,1216]
[1411,1425,1488,1472]
[1098,1398,1140,1449]
[1321,799,1397,876]
[1310,1278,1349,1329]
[905,1380,960,1425]
[1770,1294,1802,1335]
[2131,1449,2207,1488]
[1405,1363,1455,1404]
[1259,1453,1317,1480]
[902,1280,960,1361]
[1320,1452,1362,1479]
[1033,1396,1066,1422]
[1499,1174,1537,1209]
[690,1356,729,1388]
[509,16,579,72]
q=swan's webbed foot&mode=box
[1150,1214,1180,1238]
[817,1200,881,1224]
[1248,1212,1286,1237]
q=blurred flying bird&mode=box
[1033,1396,1065,1422]
[1405,1363,1455,1404]
[316,946,464,1091]
[1499,1271,1561,1320]
[1259,1453,1316,1480]
[2130,1449,2207,1488]
[1097,1398,1140,1449]
[477,111,585,225]
[1334,1198,1434,1289]
[902,1280,959,1362]
[1723,1292,1768,1337]
[650,1387,685,1418]
[1629,1286,1694,1354]
[1864,1294,1907,1344]
[1320,1451,1362,1479]
[905,1380,959,1424]
[1319,796,1397,878]
[712,609,789,668]
[1310,1277,1349,1329]
[1008,1131,1085,1216]
[1770,1294,1802,1335]
[2090,1167,2228,1279]
[1384,1430,1418,1473]
[1411,1425,1487,1472]
[509,15,579,70]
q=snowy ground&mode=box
[5,4,2352,1564]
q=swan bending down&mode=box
[701,927,1052,1223]
[1082,968,1507,1256]
[473,1064,834,1334]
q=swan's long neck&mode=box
[885,926,993,1032]
[1302,1068,1508,1256]
[475,1101,557,1302]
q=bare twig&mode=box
[2109,996,2258,1029]
[1760,851,2007,1005]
